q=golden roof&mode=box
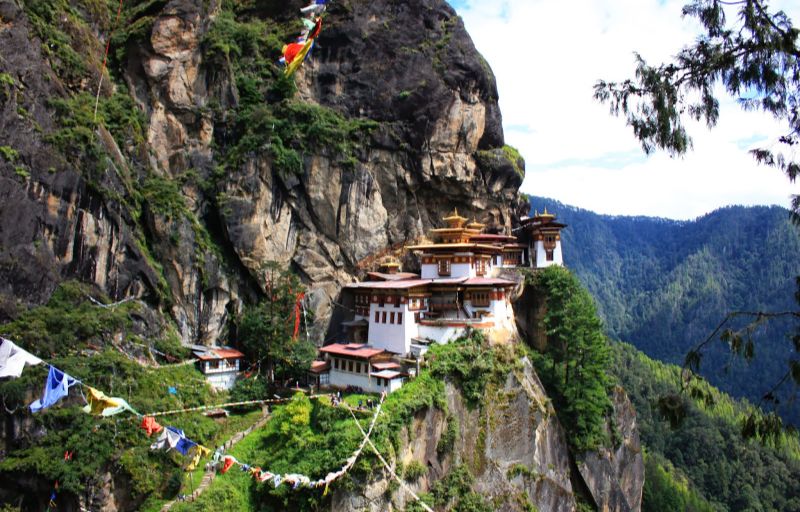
[539,207,555,218]
[442,208,467,222]
[466,217,486,230]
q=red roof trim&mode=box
[320,343,387,359]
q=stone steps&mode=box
[159,410,271,511]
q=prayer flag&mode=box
[0,338,42,378]
[83,386,136,416]
[140,416,164,436]
[30,366,78,413]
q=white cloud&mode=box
[450,0,800,219]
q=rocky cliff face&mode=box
[0,0,525,343]
[332,358,644,512]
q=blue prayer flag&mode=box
[30,366,78,413]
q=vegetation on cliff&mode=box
[236,264,316,386]
[525,266,614,453]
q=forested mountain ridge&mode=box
[530,196,800,423]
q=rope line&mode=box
[144,394,333,417]
[346,405,434,512]
[93,0,124,123]
[217,393,386,490]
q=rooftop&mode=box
[366,271,420,281]
[310,360,331,373]
[462,277,517,286]
[346,279,431,290]
[320,343,388,359]
[371,369,404,380]
[195,347,245,361]
[371,361,401,370]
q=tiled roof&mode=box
[196,348,245,360]
[372,370,403,380]
[462,277,516,286]
[310,360,331,373]
[468,234,516,241]
[366,271,420,281]
[430,277,468,285]
[371,362,401,370]
[320,343,387,359]
[346,279,431,290]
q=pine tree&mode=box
[529,266,614,452]
[595,0,800,219]
[237,262,316,384]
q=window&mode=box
[375,311,379,323]
[390,312,395,324]
[333,359,339,370]
[355,362,361,373]
[348,361,353,372]
[546,250,554,261]
[415,312,421,322]
[437,259,451,276]
[471,292,490,307]
[476,258,486,276]
[397,313,403,324]
[378,295,385,307]
[382,311,387,323]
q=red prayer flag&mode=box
[293,293,305,340]
[309,17,323,40]
[220,456,237,474]
[283,42,305,64]
[140,416,164,436]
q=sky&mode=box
[447,0,800,220]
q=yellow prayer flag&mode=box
[185,445,211,472]
[83,387,122,415]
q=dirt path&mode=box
[159,410,272,511]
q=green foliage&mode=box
[201,3,376,178]
[237,263,316,383]
[403,460,427,481]
[429,465,493,512]
[594,0,800,218]
[99,87,148,148]
[642,451,716,512]
[0,72,14,88]
[170,475,254,512]
[141,176,189,222]
[611,341,800,511]
[428,330,518,408]
[21,0,93,83]
[0,280,135,356]
[226,98,377,178]
[46,93,104,165]
[502,144,525,178]
[506,463,534,480]
[526,266,614,452]
[192,331,519,511]
[437,414,458,455]
[535,197,800,426]
[0,347,222,497]
[0,145,19,162]
[153,328,191,362]
[229,376,270,403]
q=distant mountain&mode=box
[530,197,800,424]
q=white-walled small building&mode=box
[195,348,245,390]
[521,209,567,268]
[319,343,406,393]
